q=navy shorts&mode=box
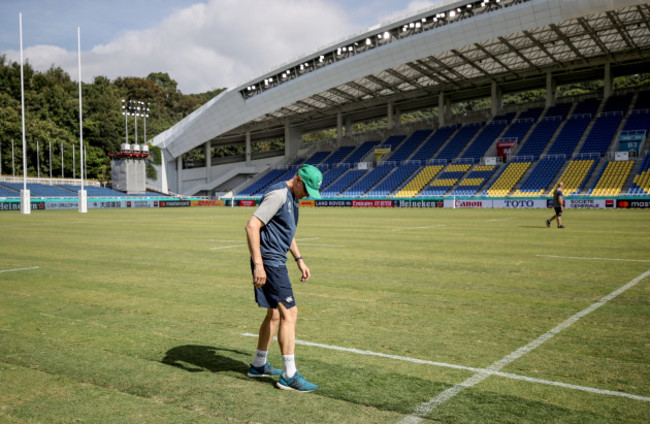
[554,206,562,216]
[251,260,296,309]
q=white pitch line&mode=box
[0,266,39,273]
[297,243,346,248]
[240,332,650,404]
[241,332,481,373]
[210,244,247,250]
[399,268,650,424]
[391,225,446,232]
[537,255,650,263]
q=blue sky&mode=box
[1,0,439,93]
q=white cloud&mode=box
[4,0,356,94]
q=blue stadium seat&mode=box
[517,116,562,158]
[461,121,508,160]
[304,151,331,165]
[2,182,76,197]
[580,112,623,155]
[546,115,591,156]
[238,168,286,196]
[322,169,367,196]
[320,164,350,191]
[365,162,420,196]
[515,157,565,195]
[342,164,394,197]
[344,141,381,164]
[410,125,459,162]
[322,146,355,165]
[435,122,483,162]
[386,130,432,162]
[0,184,20,197]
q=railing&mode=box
[0,176,101,187]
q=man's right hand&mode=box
[253,263,266,287]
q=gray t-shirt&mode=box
[553,187,563,208]
[252,182,299,266]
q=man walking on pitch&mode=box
[546,181,565,228]
[245,164,323,392]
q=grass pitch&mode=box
[1,207,649,423]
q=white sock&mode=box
[282,354,296,379]
[252,349,267,367]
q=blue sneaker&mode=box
[247,362,282,378]
[276,371,318,392]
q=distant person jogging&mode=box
[546,181,565,229]
[244,164,323,392]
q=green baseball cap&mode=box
[297,164,323,199]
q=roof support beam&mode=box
[451,49,494,80]
[473,43,521,78]
[345,81,378,98]
[606,10,639,53]
[522,30,564,68]
[498,36,542,72]
[385,68,424,89]
[549,24,589,63]
[406,61,453,87]
[426,56,474,86]
[365,74,397,93]
[576,18,613,60]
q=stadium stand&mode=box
[1,183,75,197]
[365,162,421,196]
[320,164,350,191]
[628,152,650,195]
[232,87,650,199]
[589,160,635,196]
[344,140,381,164]
[572,97,601,116]
[500,118,535,146]
[304,151,331,165]
[386,129,432,162]
[410,125,459,162]
[461,121,508,160]
[58,185,132,197]
[321,169,367,197]
[601,93,633,113]
[579,112,624,155]
[622,109,650,132]
[0,184,20,197]
[553,158,597,195]
[450,165,497,196]
[394,165,445,197]
[237,168,286,196]
[342,163,395,197]
[513,156,566,197]
[518,107,544,121]
[322,146,355,166]
[435,122,483,162]
[545,115,591,156]
[485,160,532,197]
[424,164,472,196]
[516,116,563,158]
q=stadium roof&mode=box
[152,0,650,159]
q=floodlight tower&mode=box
[121,99,129,145]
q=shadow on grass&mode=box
[161,345,249,374]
